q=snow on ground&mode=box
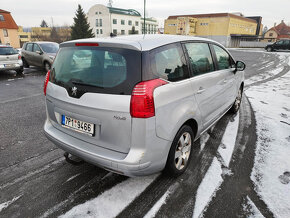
[0,195,22,212]
[192,157,223,218]
[246,62,290,217]
[242,196,264,218]
[60,174,158,218]
[143,190,171,218]
[218,113,239,167]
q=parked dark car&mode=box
[21,42,59,72]
[265,39,290,52]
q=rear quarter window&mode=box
[147,43,189,82]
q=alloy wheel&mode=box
[174,132,192,170]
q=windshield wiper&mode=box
[71,81,104,89]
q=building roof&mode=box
[61,34,221,51]
[0,9,18,29]
[268,21,290,39]
[108,7,141,17]
[167,13,257,24]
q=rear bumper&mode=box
[44,118,171,177]
[0,63,23,71]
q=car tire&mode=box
[164,125,194,177]
[16,68,24,76]
[22,58,29,68]
[44,62,51,72]
[267,47,273,52]
[229,86,243,114]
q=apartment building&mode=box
[164,13,259,47]
[87,4,158,37]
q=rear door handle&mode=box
[197,87,205,94]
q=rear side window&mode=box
[149,43,189,82]
[184,43,214,76]
[26,43,33,52]
[212,45,234,70]
[50,46,141,97]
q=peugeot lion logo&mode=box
[71,86,77,96]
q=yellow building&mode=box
[165,17,197,36]
[18,26,31,47]
[31,27,52,41]
[164,13,258,47]
[0,9,20,48]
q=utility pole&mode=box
[143,0,146,34]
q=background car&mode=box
[0,45,23,75]
[21,41,59,72]
[265,39,290,51]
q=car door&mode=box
[211,44,237,110]
[275,40,284,50]
[183,42,225,129]
[32,43,43,67]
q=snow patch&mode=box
[243,196,264,218]
[143,189,171,218]
[246,65,290,217]
[192,157,223,218]
[60,174,158,218]
[0,195,22,212]
[217,113,240,167]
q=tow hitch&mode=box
[64,152,84,165]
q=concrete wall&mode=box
[239,41,270,48]
[228,17,257,35]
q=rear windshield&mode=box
[39,43,59,53]
[50,46,141,97]
[0,47,18,55]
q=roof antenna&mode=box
[108,0,113,7]
[143,0,146,35]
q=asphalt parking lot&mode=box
[0,49,289,217]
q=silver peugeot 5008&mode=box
[44,35,245,177]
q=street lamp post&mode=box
[143,0,146,34]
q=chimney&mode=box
[274,22,276,27]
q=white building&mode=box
[87,4,158,37]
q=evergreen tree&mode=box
[71,4,94,40]
[40,20,48,27]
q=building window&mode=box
[95,12,98,15]
[3,29,8,37]
[99,19,102,27]
[99,12,102,14]
[96,19,99,27]
[135,21,139,26]
[269,33,273,37]
[113,29,117,34]
[100,29,103,34]
[113,19,117,24]
[128,20,132,25]
[121,20,125,25]
[0,15,4,21]
[96,29,99,35]
[121,30,125,35]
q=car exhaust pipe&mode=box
[64,152,84,165]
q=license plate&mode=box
[4,64,13,68]
[62,115,94,136]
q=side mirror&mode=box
[36,50,43,55]
[235,61,246,71]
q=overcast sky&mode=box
[1,0,289,29]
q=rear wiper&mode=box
[71,81,104,89]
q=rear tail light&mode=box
[75,43,99,47]
[43,70,50,96]
[18,55,21,60]
[130,79,168,118]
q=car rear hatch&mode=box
[0,47,19,65]
[45,41,141,154]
